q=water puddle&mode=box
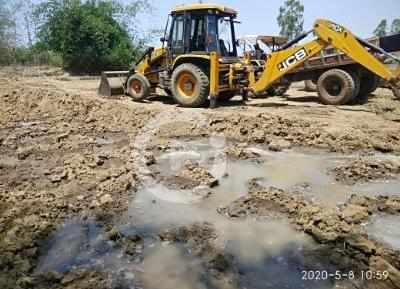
[365,214,400,250]
[139,244,207,289]
[216,218,338,289]
[36,138,400,288]
[352,181,400,196]
[36,218,139,289]
[236,149,400,206]
[36,219,104,273]
[152,139,400,206]
[147,140,335,204]
[119,187,337,289]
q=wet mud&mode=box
[1,67,400,289]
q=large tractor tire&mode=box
[348,71,361,103]
[317,69,356,105]
[355,72,379,104]
[171,63,209,107]
[126,74,151,101]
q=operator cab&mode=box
[163,3,238,60]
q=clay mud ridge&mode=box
[220,185,400,289]
[1,68,400,289]
[332,157,400,184]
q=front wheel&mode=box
[171,64,210,107]
[317,69,356,105]
[126,74,151,101]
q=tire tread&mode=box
[317,69,355,105]
[171,63,209,107]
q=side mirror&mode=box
[160,37,167,43]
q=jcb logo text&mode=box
[278,48,308,72]
[330,23,344,33]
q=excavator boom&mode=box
[248,19,400,94]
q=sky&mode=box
[140,0,400,42]
[19,0,400,47]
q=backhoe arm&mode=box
[249,39,325,93]
[249,19,400,94]
[314,19,398,80]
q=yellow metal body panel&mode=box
[396,66,400,78]
[209,52,219,97]
[172,54,210,69]
[228,65,234,89]
[314,19,394,81]
[135,58,150,75]
[172,3,237,15]
[250,19,400,93]
[136,47,167,75]
[250,40,325,93]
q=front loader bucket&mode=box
[98,71,129,97]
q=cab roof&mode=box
[171,3,237,16]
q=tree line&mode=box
[0,0,152,73]
[0,0,398,72]
[374,19,400,37]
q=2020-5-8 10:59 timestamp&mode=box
[302,270,389,281]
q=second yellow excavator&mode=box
[99,3,400,107]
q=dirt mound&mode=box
[367,90,400,122]
[219,186,400,289]
[160,162,219,191]
[0,82,149,289]
[204,112,400,154]
[333,157,400,184]
[2,69,400,289]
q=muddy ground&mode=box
[1,66,400,289]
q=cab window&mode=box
[189,16,206,52]
[218,17,237,57]
[170,15,185,54]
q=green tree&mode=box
[0,1,9,45]
[0,0,15,64]
[391,18,400,34]
[374,19,388,37]
[34,0,150,73]
[277,0,304,40]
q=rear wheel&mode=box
[348,71,361,104]
[171,63,209,107]
[126,74,151,100]
[317,69,356,105]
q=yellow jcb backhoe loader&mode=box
[99,3,400,107]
